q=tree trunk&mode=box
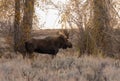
[14,0,21,52]
[14,0,35,53]
[20,0,35,52]
[92,0,113,55]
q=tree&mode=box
[58,0,116,56]
[14,0,35,53]
[76,0,113,55]
[14,0,21,52]
[91,0,113,55]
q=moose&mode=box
[24,30,72,58]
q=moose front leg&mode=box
[51,49,59,59]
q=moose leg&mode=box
[51,49,59,59]
[51,55,55,59]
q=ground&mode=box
[0,55,120,81]
[0,29,120,81]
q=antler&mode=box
[57,29,69,39]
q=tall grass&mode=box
[0,54,120,81]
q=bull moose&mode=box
[25,30,72,58]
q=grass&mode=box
[0,53,120,81]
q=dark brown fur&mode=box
[25,35,72,57]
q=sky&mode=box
[35,0,69,29]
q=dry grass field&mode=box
[0,29,120,81]
[0,54,120,81]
